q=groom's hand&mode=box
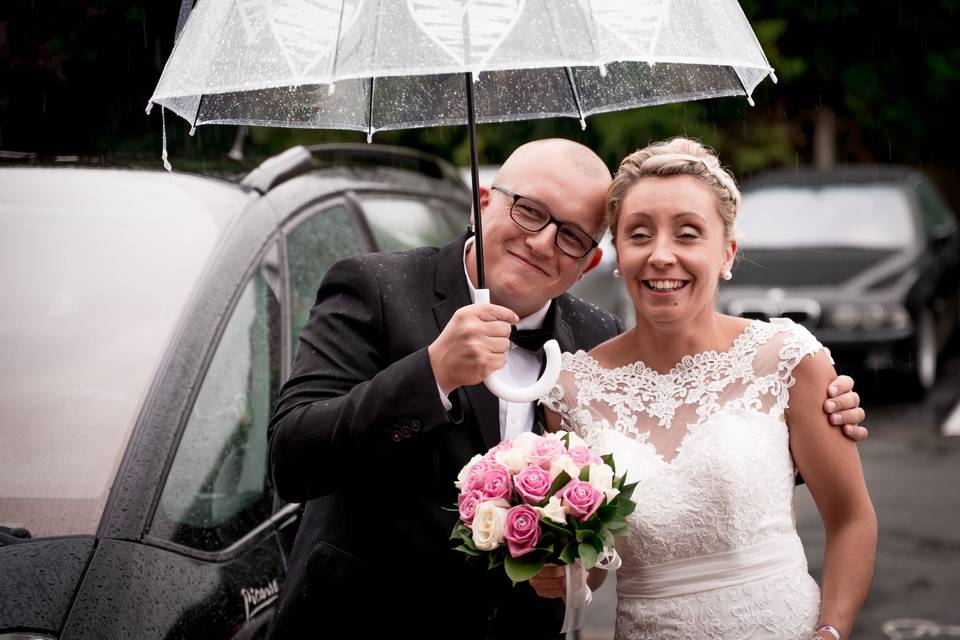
[529,563,566,599]
[429,303,519,396]
[825,374,868,441]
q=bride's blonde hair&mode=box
[606,137,741,240]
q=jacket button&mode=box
[391,432,402,442]
[400,426,412,438]
[410,419,422,431]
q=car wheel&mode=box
[905,309,938,398]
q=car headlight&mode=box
[829,303,911,331]
[830,304,863,331]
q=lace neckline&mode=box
[574,320,762,379]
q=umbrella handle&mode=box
[475,289,562,403]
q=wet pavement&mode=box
[578,352,960,640]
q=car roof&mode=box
[743,165,922,191]
[0,167,248,236]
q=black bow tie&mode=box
[509,325,554,352]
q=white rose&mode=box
[565,430,588,450]
[472,499,509,551]
[494,447,527,474]
[455,454,483,490]
[511,431,540,457]
[588,463,620,502]
[548,454,581,482]
[535,495,568,524]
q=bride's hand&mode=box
[529,563,566,598]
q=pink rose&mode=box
[513,466,552,503]
[559,480,604,522]
[480,466,513,501]
[528,437,565,469]
[503,504,542,557]
[569,446,602,467]
[484,440,514,461]
[458,489,484,525]
[465,459,491,491]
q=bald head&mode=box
[493,138,612,234]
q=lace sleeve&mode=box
[771,318,831,388]
[539,356,578,433]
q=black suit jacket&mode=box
[267,234,623,640]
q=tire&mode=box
[903,309,938,399]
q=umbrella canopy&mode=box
[150,0,775,136]
[148,0,776,407]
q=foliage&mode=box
[1,0,957,200]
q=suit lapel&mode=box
[551,299,576,354]
[432,234,501,450]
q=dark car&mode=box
[718,166,959,396]
[0,144,471,640]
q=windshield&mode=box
[738,184,916,249]
[0,169,239,538]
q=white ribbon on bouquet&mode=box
[560,547,622,633]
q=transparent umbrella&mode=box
[148,0,776,403]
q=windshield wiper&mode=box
[0,525,32,545]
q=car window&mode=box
[914,179,956,235]
[739,185,916,249]
[150,247,281,553]
[0,169,231,539]
[360,195,461,253]
[286,204,367,358]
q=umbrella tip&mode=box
[328,83,336,96]
[579,117,586,131]
[770,70,779,84]
[189,125,197,136]
[145,101,154,116]
[746,96,756,107]
[366,131,373,143]
[598,64,607,78]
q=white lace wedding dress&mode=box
[542,319,823,640]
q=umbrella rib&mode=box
[731,67,756,106]
[564,67,587,129]
[328,0,349,82]
[367,77,375,142]
[191,94,205,133]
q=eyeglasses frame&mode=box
[490,185,600,259]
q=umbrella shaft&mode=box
[465,72,485,290]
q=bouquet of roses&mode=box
[450,430,637,585]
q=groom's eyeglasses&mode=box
[491,185,599,259]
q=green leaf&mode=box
[599,527,616,548]
[596,504,617,521]
[579,542,599,569]
[454,544,483,557]
[559,542,579,565]
[547,470,571,497]
[488,551,505,570]
[616,501,636,517]
[578,465,591,481]
[504,554,546,585]
[601,453,615,472]
[619,481,639,499]
[575,528,591,542]
[540,518,570,538]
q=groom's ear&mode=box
[470,186,491,224]
[579,247,603,279]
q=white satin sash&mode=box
[617,532,808,599]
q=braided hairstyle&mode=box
[606,137,741,241]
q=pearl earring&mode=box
[722,269,732,281]
[613,268,622,278]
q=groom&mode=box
[266,139,866,639]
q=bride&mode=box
[533,138,877,640]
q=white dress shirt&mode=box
[436,238,550,440]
